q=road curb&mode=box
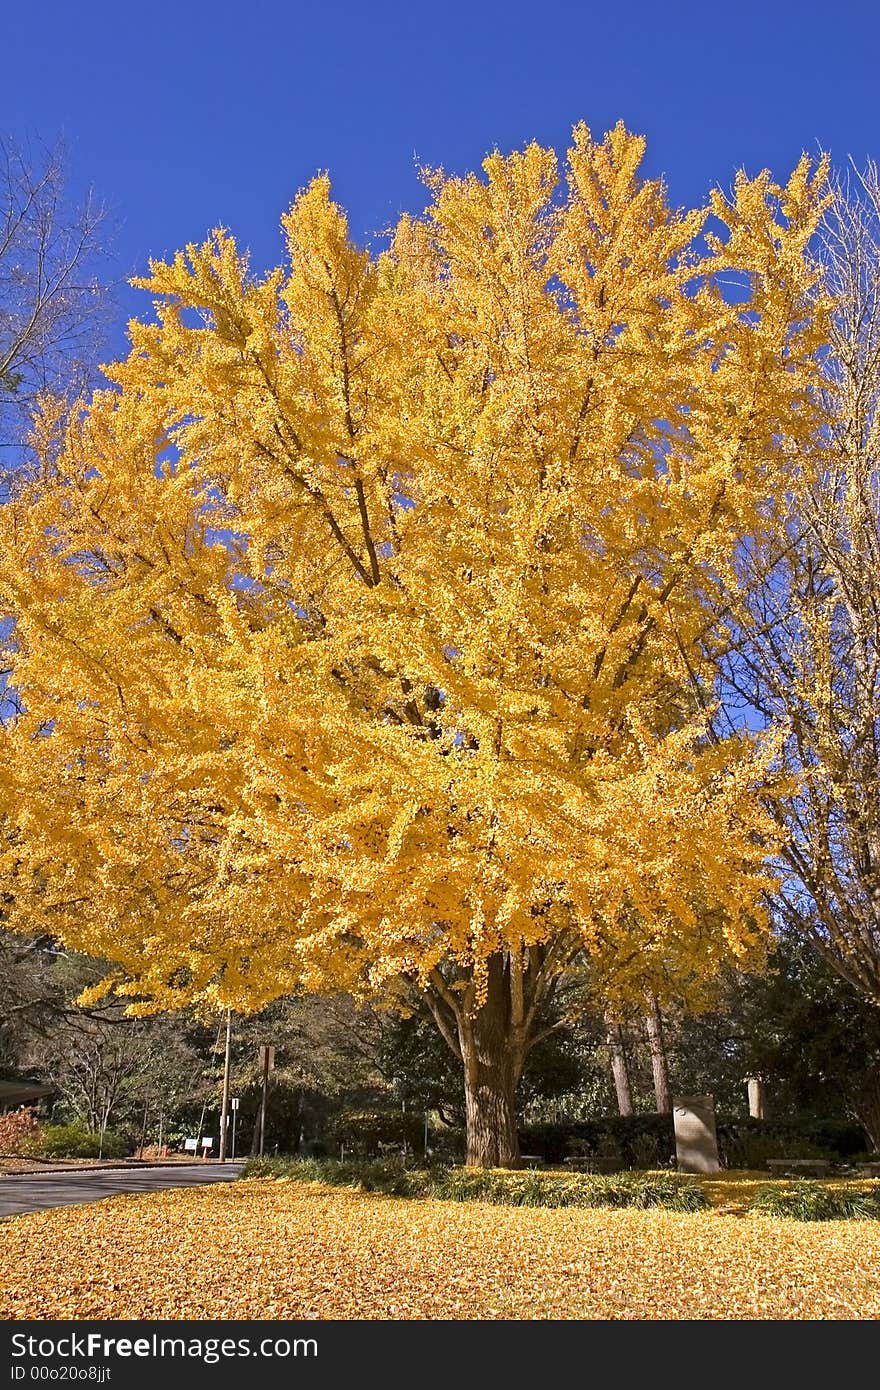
[0,1160,244,1177]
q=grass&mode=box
[240,1155,710,1210]
[747,1180,880,1221]
[241,1155,880,1218]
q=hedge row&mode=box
[240,1155,709,1210]
[241,1156,880,1220]
[0,1115,130,1160]
[317,1109,867,1169]
[519,1115,868,1168]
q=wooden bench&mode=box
[765,1158,832,1178]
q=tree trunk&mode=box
[851,1070,880,1152]
[423,946,573,1168]
[289,1089,303,1154]
[458,956,521,1168]
[138,1097,149,1159]
[644,994,671,1113]
[605,1012,633,1116]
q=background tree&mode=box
[0,136,109,463]
[670,932,880,1150]
[222,995,385,1155]
[0,135,112,1056]
[376,991,601,1133]
[0,927,219,1148]
[0,929,65,1073]
[716,162,880,1006]
[0,124,831,1165]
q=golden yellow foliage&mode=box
[1,1181,878,1319]
[0,124,832,1163]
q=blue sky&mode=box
[5,0,880,355]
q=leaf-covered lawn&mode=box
[2,1179,879,1320]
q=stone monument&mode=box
[672,1094,721,1173]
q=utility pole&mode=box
[219,1010,232,1161]
[196,1013,225,1159]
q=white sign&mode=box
[184,1137,198,1151]
[258,1046,275,1071]
[201,1137,214,1148]
[231,1097,240,1110]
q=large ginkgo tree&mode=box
[0,124,830,1165]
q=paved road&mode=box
[0,1162,245,1218]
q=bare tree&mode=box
[603,1011,634,1116]
[0,135,109,459]
[716,160,880,1006]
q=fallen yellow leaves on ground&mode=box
[2,1180,879,1320]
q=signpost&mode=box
[201,1136,214,1162]
[219,1010,233,1162]
[184,1137,198,1155]
[258,1046,275,1157]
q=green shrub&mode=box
[325,1109,425,1157]
[425,1168,708,1210]
[747,1181,880,1221]
[241,1155,373,1185]
[521,1114,675,1167]
[716,1118,864,1169]
[425,1126,465,1163]
[519,1114,867,1171]
[299,1139,329,1158]
[239,1155,709,1211]
[37,1123,129,1159]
